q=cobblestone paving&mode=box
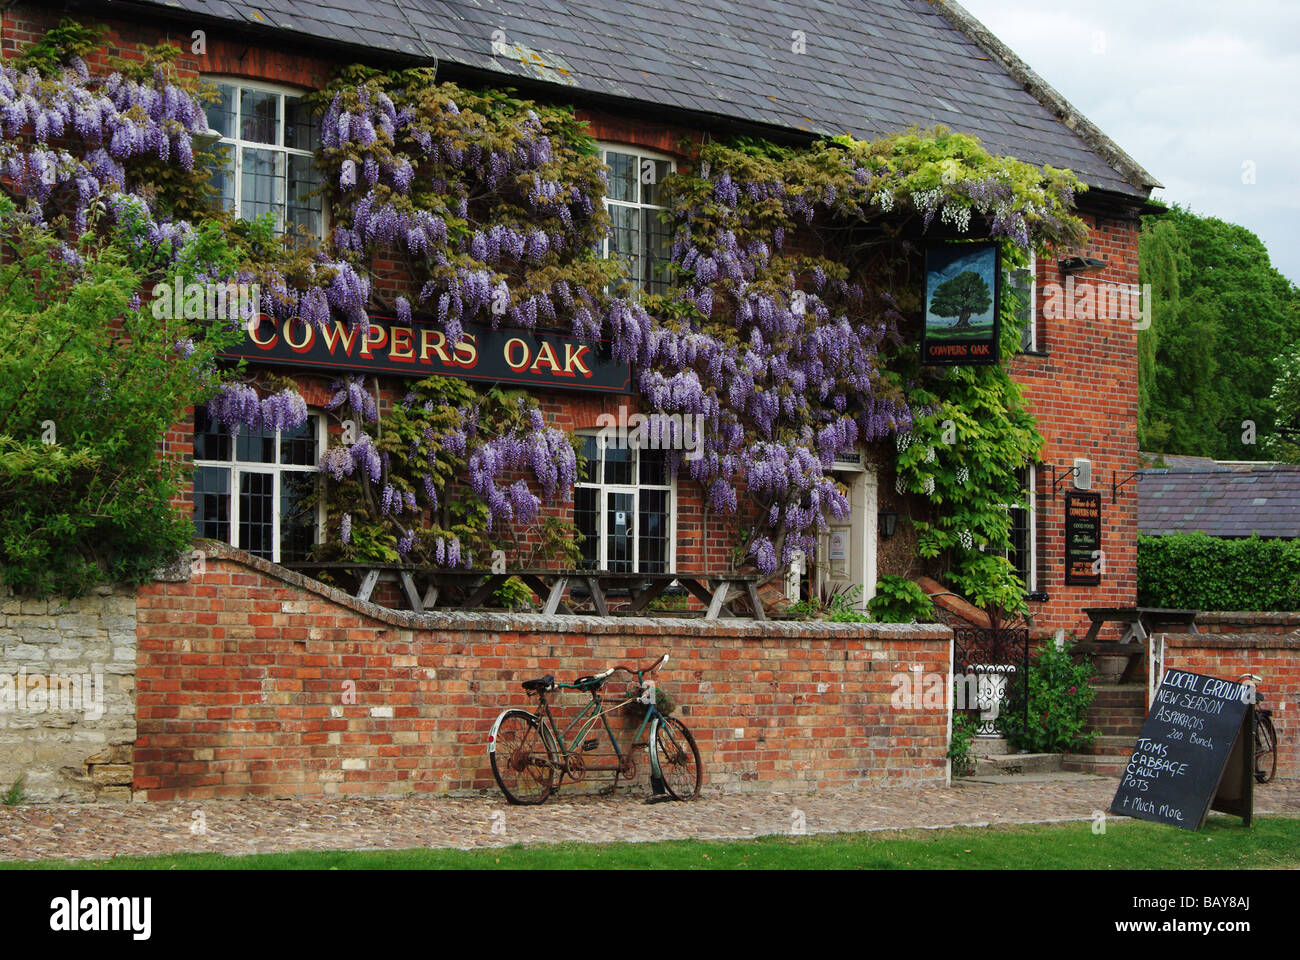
[2,780,1297,863]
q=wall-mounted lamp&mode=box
[1058,255,1107,274]
[878,511,898,539]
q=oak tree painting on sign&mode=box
[922,242,1002,365]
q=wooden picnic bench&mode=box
[285,563,765,620]
[1077,606,1199,683]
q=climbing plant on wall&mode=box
[1,20,1089,601]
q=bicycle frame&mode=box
[532,677,664,771]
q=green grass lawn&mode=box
[6,815,1298,870]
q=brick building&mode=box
[1,0,1170,800]
[6,0,1158,636]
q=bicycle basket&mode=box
[623,681,675,717]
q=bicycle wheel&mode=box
[489,709,558,805]
[1255,713,1277,784]
[651,716,702,800]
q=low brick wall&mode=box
[0,586,138,801]
[1161,632,1300,781]
[1195,612,1300,636]
[134,544,953,800]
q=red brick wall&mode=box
[133,544,953,799]
[1016,213,1142,639]
[1161,633,1300,781]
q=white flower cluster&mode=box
[941,203,972,233]
[895,475,907,495]
[956,466,970,485]
[958,529,974,550]
[923,476,936,496]
[895,432,914,452]
[923,445,936,463]
[873,190,894,212]
[911,188,941,212]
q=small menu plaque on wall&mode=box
[1064,491,1102,586]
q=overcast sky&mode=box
[960,0,1300,285]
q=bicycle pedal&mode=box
[582,738,599,751]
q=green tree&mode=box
[1139,204,1300,459]
[0,198,241,596]
[930,270,993,329]
[1265,344,1300,461]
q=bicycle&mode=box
[488,653,703,805]
[1240,674,1277,784]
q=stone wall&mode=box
[0,587,138,801]
[134,544,953,801]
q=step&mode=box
[960,771,1110,785]
[1077,734,1137,756]
[1061,754,1128,777]
[970,753,1064,776]
[1089,684,1147,706]
[969,736,1015,757]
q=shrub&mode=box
[948,713,978,777]
[867,575,935,623]
[1138,533,1300,611]
[996,637,1096,753]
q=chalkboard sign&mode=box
[1064,491,1102,585]
[1110,669,1254,831]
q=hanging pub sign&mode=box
[219,313,633,394]
[1064,490,1103,585]
[921,241,1002,365]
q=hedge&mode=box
[1137,533,1300,611]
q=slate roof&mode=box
[106,0,1157,199]
[1139,465,1300,539]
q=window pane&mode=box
[280,471,318,562]
[639,446,667,486]
[608,204,640,286]
[1011,267,1034,351]
[604,440,633,485]
[1008,468,1032,589]
[605,151,637,202]
[241,147,284,224]
[576,434,599,484]
[284,95,319,151]
[575,487,599,569]
[606,491,634,573]
[238,472,275,559]
[236,424,277,464]
[210,145,236,214]
[194,407,231,462]
[194,466,230,541]
[286,153,323,237]
[638,489,669,573]
[280,415,318,466]
[643,207,672,294]
[640,158,671,205]
[204,83,236,137]
[240,89,280,144]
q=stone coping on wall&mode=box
[1160,631,1300,650]
[179,541,953,642]
[1195,611,1300,629]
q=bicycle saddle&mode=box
[520,675,554,692]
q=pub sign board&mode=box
[921,242,1002,365]
[1064,490,1102,586]
[1110,669,1253,831]
[219,313,634,394]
